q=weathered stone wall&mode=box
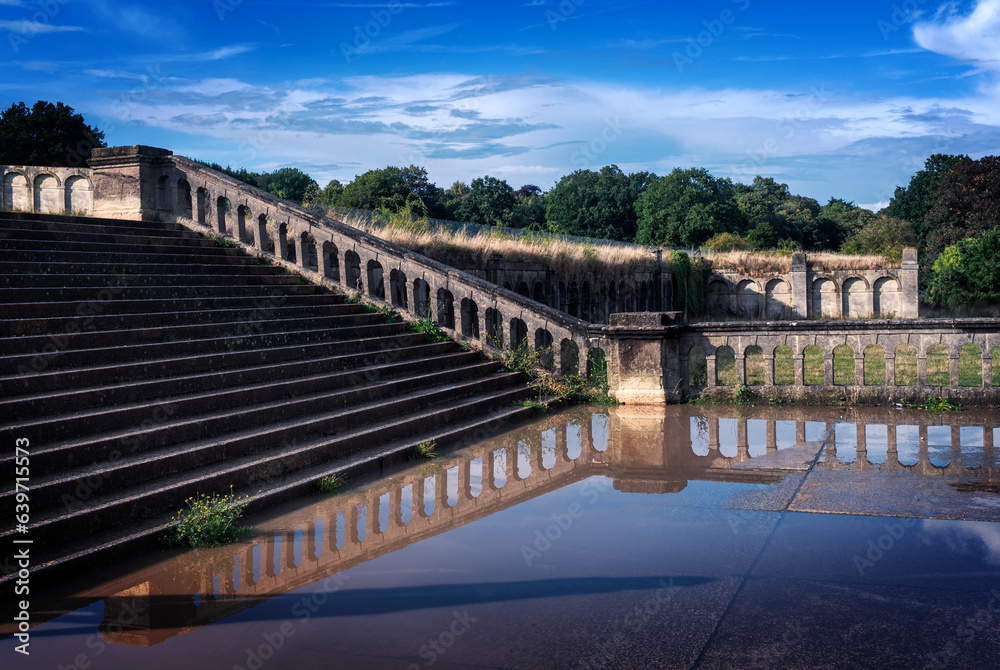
[1,164,94,215]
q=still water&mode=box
[4,404,1000,669]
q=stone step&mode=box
[0,283,324,303]
[0,260,288,277]
[0,211,187,232]
[1,292,342,319]
[1,237,251,257]
[0,272,306,288]
[0,226,222,248]
[0,218,200,239]
[8,248,264,267]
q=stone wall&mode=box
[1,164,94,215]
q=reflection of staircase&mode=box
[0,212,535,586]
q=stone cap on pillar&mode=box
[902,247,918,267]
[791,252,807,271]
[91,145,173,159]
[609,311,684,327]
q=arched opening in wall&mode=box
[842,278,868,318]
[176,179,192,219]
[618,280,627,313]
[595,282,608,323]
[485,308,503,347]
[664,278,674,311]
[367,260,385,300]
[812,278,838,318]
[503,281,513,292]
[532,281,546,304]
[510,318,528,350]
[926,344,950,386]
[874,277,900,317]
[535,329,554,369]
[196,187,208,225]
[516,281,529,298]
[568,281,580,318]
[156,175,171,212]
[388,269,406,307]
[460,298,479,339]
[33,174,60,213]
[803,345,825,385]
[297,232,316,270]
[639,282,648,313]
[737,280,761,319]
[608,282,618,318]
[257,213,270,251]
[581,281,592,321]
[322,242,341,282]
[65,176,92,215]
[279,223,294,262]
[437,288,455,329]
[958,343,983,387]
[688,346,707,386]
[560,339,579,376]
[3,173,29,210]
[587,348,608,387]
[765,279,791,319]
[237,204,248,240]
[864,345,886,385]
[744,345,765,385]
[833,345,855,385]
[218,197,230,236]
[895,345,917,386]
[705,280,730,315]
[715,346,737,386]
[412,278,430,317]
[773,345,794,385]
[345,251,362,293]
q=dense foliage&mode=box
[0,101,105,167]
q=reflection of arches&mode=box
[864,345,886,386]
[176,179,192,219]
[535,329,553,369]
[812,278,838,318]
[485,308,503,346]
[715,346,736,386]
[842,277,867,318]
[322,241,340,281]
[412,278,429,317]
[156,175,171,212]
[926,344,949,386]
[345,251,362,292]
[532,282,546,304]
[773,345,794,385]
[895,345,917,386]
[436,288,455,329]
[65,175,92,214]
[833,345,855,385]
[873,277,900,317]
[587,348,607,386]
[744,345,765,385]
[706,280,730,314]
[510,318,527,349]
[803,345,824,385]
[560,339,579,376]
[736,280,761,319]
[3,172,30,210]
[389,269,407,307]
[367,259,385,300]
[765,279,791,319]
[460,299,479,338]
[196,187,208,224]
[688,346,707,386]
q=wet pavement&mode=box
[3,404,999,669]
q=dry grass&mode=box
[338,212,658,276]
[703,250,895,274]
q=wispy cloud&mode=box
[0,20,84,34]
[913,0,1000,72]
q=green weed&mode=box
[165,487,252,548]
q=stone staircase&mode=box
[0,212,536,586]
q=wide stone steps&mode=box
[0,211,538,587]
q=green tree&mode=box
[922,155,1000,254]
[545,165,652,241]
[841,215,917,262]
[0,101,106,167]
[454,176,516,226]
[339,165,443,215]
[259,167,318,202]
[636,167,742,247]
[926,227,1000,306]
[511,184,547,229]
[885,153,969,247]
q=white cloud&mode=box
[913,0,1000,72]
[0,20,84,34]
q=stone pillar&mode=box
[766,419,777,453]
[887,424,899,469]
[603,312,684,405]
[736,420,749,461]
[917,354,927,387]
[89,145,175,220]
[391,485,409,528]
[255,216,269,253]
[854,355,864,387]
[983,352,993,389]
[735,352,746,385]
[706,355,717,388]
[790,253,808,319]
[885,354,896,387]
[985,425,995,471]
[900,248,919,319]
[949,354,960,388]
[856,424,867,466]
[824,355,833,386]
[793,353,804,387]
[764,355,775,386]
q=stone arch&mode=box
[568,281,580,318]
[257,213,270,251]
[639,281,648,313]
[608,282,618,317]
[958,343,983,387]
[803,345,824,385]
[218,196,230,235]
[864,344,886,386]
[617,280,627,313]
[773,345,794,385]
[3,172,29,210]
[322,241,340,281]
[744,345,765,385]
[833,345,855,385]
[688,346,707,386]
[894,344,917,386]
[510,317,528,349]
[367,259,385,300]
[388,268,407,307]
[176,178,192,219]
[587,348,608,386]
[706,279,731,315]
[301,232,318,271]
[558,281,568,313]
[64,175,93,214]
[581,281,592,321]
[736,280,762,319]
[485,308,503,346]
[503,281,513,292]
[278,222,293,261]
[460,298,479,339]
[715,346,737,386]
[31,174,60,214]
[765,279,791,320]
[560,339,579,375]
[812,278,838,318]
[594,282,608,323]
[535,329,554,369]
[196,187,208,225]
[532,281,546,304]
[926,344,950,386]
[516,281,530,298]
[345,251,362,293]
[412,278,430,317]
[156,175,171,212]
[437,288,455,329]
[842,277,868,318]
[874,277,900,317]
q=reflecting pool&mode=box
[3,404,1000,669]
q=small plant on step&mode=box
[316,472,349,494]
[412,439,439,460]
[411,318,450,342]
[518,399,547,415]
[166,487,253,548]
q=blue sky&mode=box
[2,0,999,208]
